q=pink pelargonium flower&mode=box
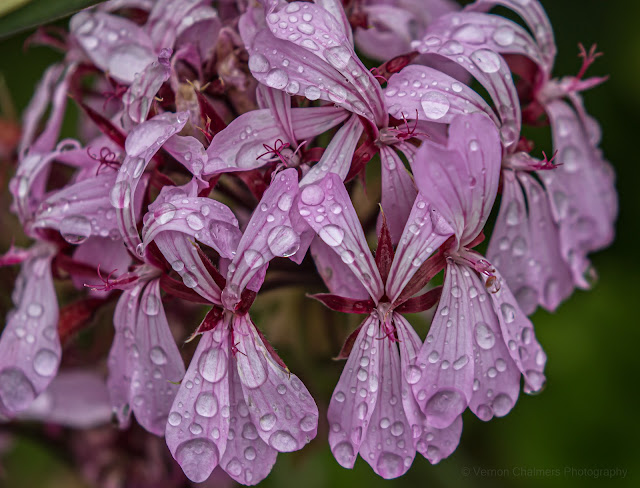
[391,0,616,313]
[141,172,319,485]
[407,114,547,426]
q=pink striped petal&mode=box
[166,326,231,483]
[123,49,171,125]
[413,262,474,429]
[234,315,318,453]
[0,248,59,416]
[379,146,417,245]
[328,316,381,469]
[297,173,384,301]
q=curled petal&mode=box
[234,315,318,453]
[0,248,59,416]
[123,50,172,126]
[328,316,381,469]
[166,326,231,483]
[162,134,209,179]
[413,263,474,429]
[297,173,384,302]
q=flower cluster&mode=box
[0,0,615,484]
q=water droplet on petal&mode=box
[421,91,450,120]
[33,349,59,377]
[198,347,227,383]
[300,185,325,205]
[60,215,92,244]
[269,430,298,451]
[318,225,345,247]
[474,322,496,349]
[267,225,300,257]
[470,49,502,73]
[175,439,219,483]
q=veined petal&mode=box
[411,113,501,246]
[0,248,59,416]
[223,169,299,308]
[107,285,141,427]
[385,65,499,126]
[234,315,318,453]
[487,266,546,394]
[256,85,297,145]
[162,134,208,179]
[466,0,555,73]
[328,316,381,469]
[386,193,453,303]
[316,0,354,45]
[220,354,277,485]
[166,326,231,483]
[297,173,384,302]
[359,328,415,479]
[379,146,417,245]
[123,49,172,125]
[487,170,573,314]
[541,99,617,286]
[263,2,386,125]
[143,183,240,260]
[113,111,189,253]
[153,231,223,304]
[355,6,416,61]
[70,11,155,84]
[394,314,462,464]
[413,262,474,429]
[465,269,520,421]
[175,5,221,60]
[414,19,521,149]
[130,280,185,435]
[310,237,370,300]
[245,27,375,120]
[299,114,362,186]
[147,0,219,52]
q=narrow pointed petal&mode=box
[393,314,462,464]
[162,134,209,179]
[70,11,155,84]
[299,114,362,186]
[107,286,141,427]
[147,0,219,52]
[142,183,241,259]
[379,146,417,245]
[166,327,230,483]
[256,85,296,144]
[19,370,111,428]
[0,249,59,416]
[487,267,546,393]
[234,315,318,453]
[223,169,299,307]
[328,316,381,469]
[386,193,454,303]
[310,237,370,300]
[385,65,499,126]
[414,21,521,149]
[114,111,189,253]
[466,0,555,72]
[411,113,501,245]
[541,99,617,286]
[123,49,172,125]
[487,170,573,314]
[359,331,415,479]
[297,173,384,302]
[316,0,354,45]
[262,2,386,125]
[220,357,277,485]
[153,231,224,304]
[465,270,521,420]
[130,280,185,435]
[413,263,474,428]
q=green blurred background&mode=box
[0,0,639,487]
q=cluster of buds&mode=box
[0,0,616,485]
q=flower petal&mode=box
[166,326,230,483]
[328,316,381,469]
[412,262,474,429]
[359,330,415,479]
[220,355,277,485]
[123,49,172,125]
[297,173,384,301]
[487,169,573,314]
[465,269,520,420]
[0,248,59,416]
[487,266,547,394]
[70,11,155,84]
[130,280,185,435]
[233,314,318,453]
[385,64,499,126]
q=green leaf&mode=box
[0,0,106,40]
